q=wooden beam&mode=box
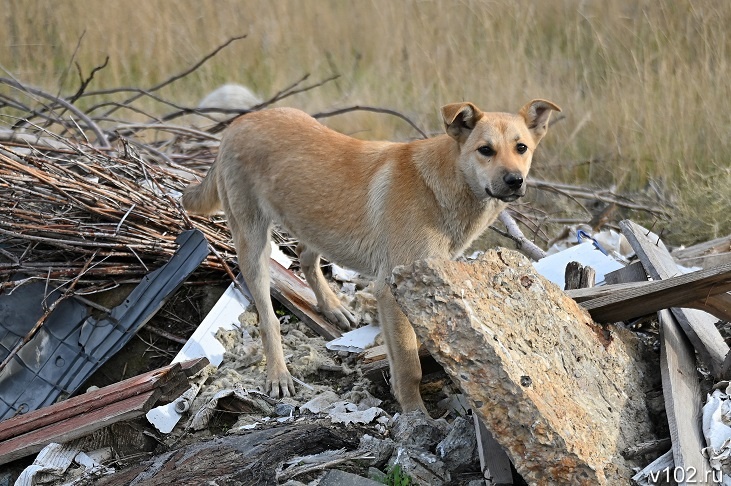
[604,261,647,285]
[566,262,731,322]
[620,220,729,378]
[658,309,713,484]
[269,260,342,340]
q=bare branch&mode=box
[0,77,110,147]
[313,105,428,139]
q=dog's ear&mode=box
[442,102,483,143]
[519,99,561,143]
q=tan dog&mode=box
[182,100,560,412]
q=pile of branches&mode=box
[0,140,234,292]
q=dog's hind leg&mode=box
[374,278,426,413]
[297,244,357,330]
[225,201,295,398]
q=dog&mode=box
[182,99,560,413]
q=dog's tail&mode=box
[181,163,221,215]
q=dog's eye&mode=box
[478,146,495,157]
[516,143,528,154]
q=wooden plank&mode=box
[474,413,513,485]
[0,390,158,466]
[698,292,731,323]
[631,449,674,486]
[657,309,712,485]
[620,220,729,378]
[672,234,731,270]
[268,260,342,340]
[360,346,438,382]
[0,360,193,442]
[566,262,731,322]
[604,261,647,285]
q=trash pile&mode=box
[1,42,731,485]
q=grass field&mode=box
[1,0,729,244]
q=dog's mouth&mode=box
[485,187,522,203]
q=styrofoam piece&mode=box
[270,242,293,269]
[325,324,380,353]
[147,279,251,433]
[533,241,624,287]
[331,263,360,282]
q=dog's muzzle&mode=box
[485,172,526,202]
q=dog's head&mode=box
[442,99,561,203]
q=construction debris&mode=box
[0,40,728,484]
[0,229,208,422]
[0,357,207,466]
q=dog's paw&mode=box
[322,304,358,331]
[266,369,295,398]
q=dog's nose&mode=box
[503,172,524,190]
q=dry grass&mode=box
[1,0,729,243]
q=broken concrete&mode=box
[391,410,448,451]
[388,446,452,485]
[436,416,478,472]
[391,249,656,485]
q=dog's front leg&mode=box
[375,279,427,413]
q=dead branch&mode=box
[92,34,246,120]
[0,77,110,147]
[494,210,547,261]
[529,178,669,217]
[313,105,428,139]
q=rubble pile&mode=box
[1,44,730,485]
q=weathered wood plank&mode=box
[672,234,731,270]
[620,220,729,378]
[657,309,712,485]
[0,391,158,466]
[269,260,342,340]
[0,359,203,442]
[0,359,204,465]
[567,262,731,322]
[474,413,513,485]
[604,261,647,285]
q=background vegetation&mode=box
[1,0,729,245]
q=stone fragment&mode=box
[389,446,451,486]
[436,416,478,472]
[319,469,383,486]
[391,410,448,451]
[358,434,396,468]
[391,249,656,485]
